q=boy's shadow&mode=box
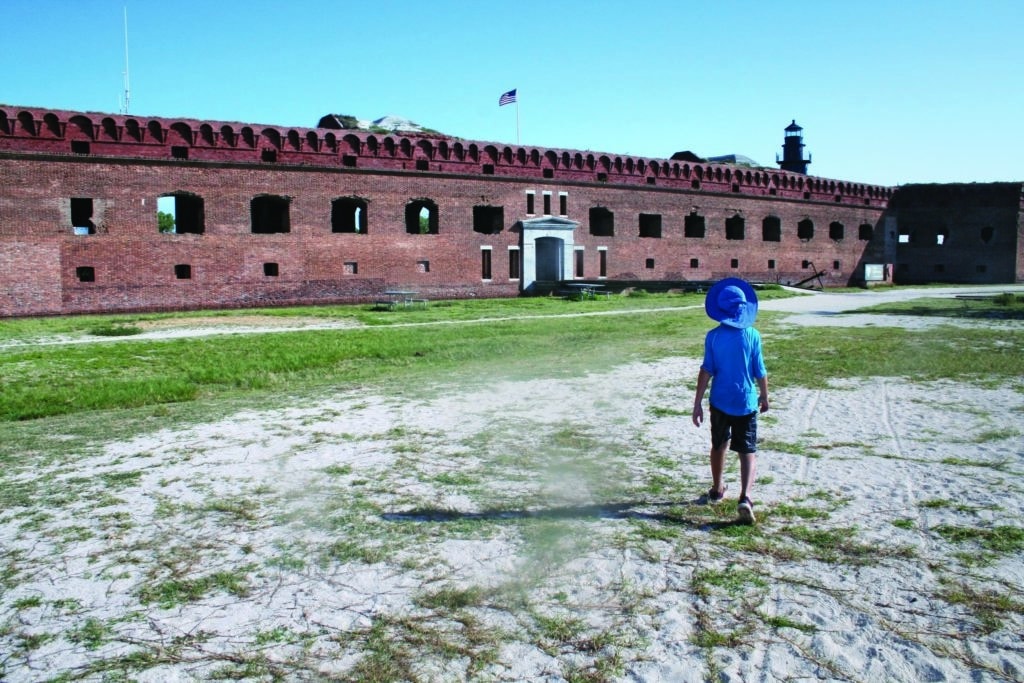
[382,497,747,531]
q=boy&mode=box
[691,278,769,524]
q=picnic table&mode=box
[376,290,427,309]
[564,283,607,300]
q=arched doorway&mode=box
[519,216,578,292]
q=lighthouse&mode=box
[777,120,811,174]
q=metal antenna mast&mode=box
[120,7,131,114]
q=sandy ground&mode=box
[1,286,1023,682]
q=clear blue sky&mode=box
[2,0,1021,187]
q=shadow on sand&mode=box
[382,498,747,531]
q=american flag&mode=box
[498,89,517,106]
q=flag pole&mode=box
[515,98,520,145]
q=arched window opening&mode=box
[125,119,142,141]
[251,195,291,234]
[241,127,255,148]
[762,216,781,242]
[18,111,37,136]
[829,221,845,241]
[0,110,10,135]
[725,214,745,240]
[858,223,873,241]
[287,130,301,150]
[169,122,193,146]
[797,218,814,241]
[406,199,438,234]
[147,120,164,143]
[306,131,320,151]
[400,138,413,157]
[69,115,95,140]
[332,197,368,233]
[200,124,215,145]
[220,125,235,146]
[261,129,281,149]
[101,118,119,141]
[589,207,614,237]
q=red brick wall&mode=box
[1,104,1019,317]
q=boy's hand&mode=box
[692,404,704,427]
[759,395,770,413]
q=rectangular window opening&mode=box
[76,266,95,282]
[543,193,551,216]
[559,193,568,216]
[71,140,90,155]
[171,146,189,160]
[730,258,739,269]
[473,205,504,234]
[263,262,279,277]
[645,258,655,269]
[690,258,699,268]
[526,192,535,215]
[261,149,277,162]
[174,264,192,279]
[574,248,584,278]
[343,261,358,275]
[508,247,521,280]
[481,248,492,280]
[639,213,662,238]
[71,197,95,234]
[417,260,430,273]
[598,249,607,277]
[768,259,776,269]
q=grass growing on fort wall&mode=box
[0,291,1022,425]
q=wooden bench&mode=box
[373,300,396,310]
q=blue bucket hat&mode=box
[705,278,759,328]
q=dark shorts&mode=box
[710,405,758,454]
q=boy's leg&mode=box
[710,443,728,496]
[738,452,757,502]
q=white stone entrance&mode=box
[520,216,578,292]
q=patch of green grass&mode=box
[87,323,143,337]
[138,569,252,608]
[322,463,353,476]
[892,518,915,530]
[771,504,830,520]
[416,586,486,611]
[758,612,817,633]
[938,579,1024,633]
[3,292,1020,427]
[67,617,112,650]
[12,595,43,609]
[692,566,767,597]
[647,405,688,418]
[934,524,1024,553]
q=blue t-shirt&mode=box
[701,324,767,416]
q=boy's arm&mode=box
[757,375,769,413]
[692,367,711,427]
